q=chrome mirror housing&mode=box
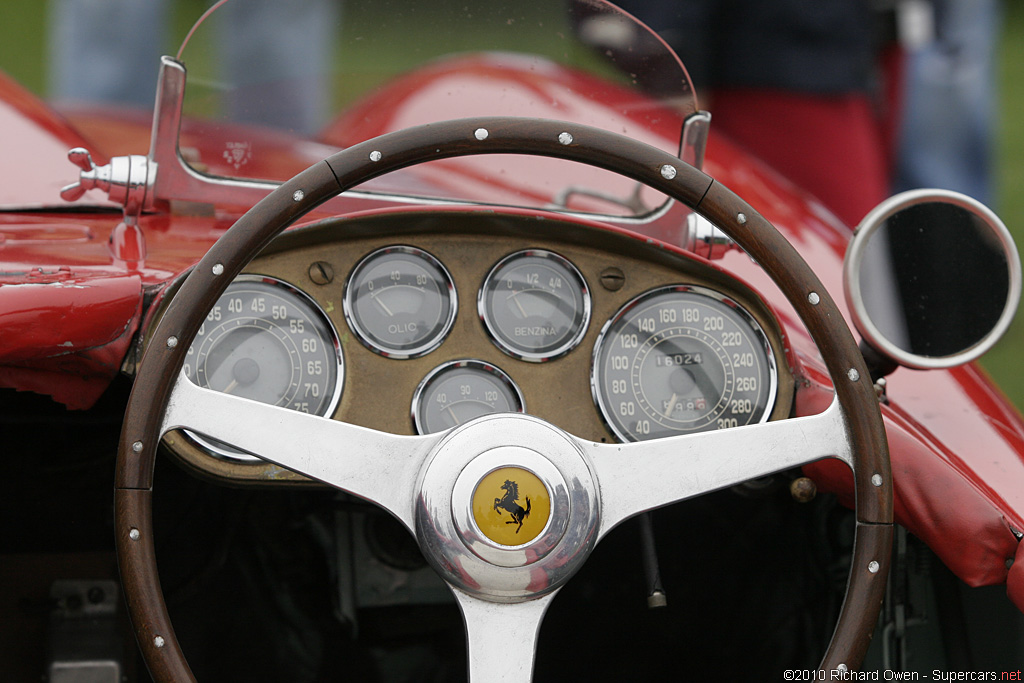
[844,189,1021,372]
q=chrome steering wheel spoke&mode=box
[454,590,555,683]
[588,396,850,539]
[161,369,439,530]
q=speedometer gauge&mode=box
[593,286,776,442]
[479,250,590,361]
[344,246,456,358]
[185,276,343,460]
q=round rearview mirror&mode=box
[844,189,1021,370]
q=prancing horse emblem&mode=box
[493,479,531,533]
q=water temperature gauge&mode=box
[412,360,525,434]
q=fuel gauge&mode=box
[412,360,525,434]
[479,250,590,361]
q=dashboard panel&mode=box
[154,208,795,484]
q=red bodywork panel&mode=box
[0,72,115,209]
[1,56,1022,610]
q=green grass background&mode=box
[2,0,1023,408]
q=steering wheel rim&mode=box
[115,117,892,681]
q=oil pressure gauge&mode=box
[344,246,457,358]
[479,249,590,361]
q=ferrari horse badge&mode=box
[493,479,531,533]
[471,467,551,546]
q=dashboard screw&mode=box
[600,267,625,291]
[309,261,334,285]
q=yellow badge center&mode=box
[472,467,550,546]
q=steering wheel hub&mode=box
[416,414,600,600]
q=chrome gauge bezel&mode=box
[343,245,457,359]
[411,359,526,435]
[184,274,344,461]
[591,284,778,443]
[478,249,591,362]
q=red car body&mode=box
[2,4,1022,678]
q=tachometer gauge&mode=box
[592,285,776,442]
[412,360,525,434]
[479,249,590,361]
[344,246,457,358]
[185,276,343,460]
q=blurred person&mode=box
[892,0,999,205]
[605,0,895,227]
[48,0,169,108]
[47,0,339,135]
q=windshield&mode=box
[175,0,697,217]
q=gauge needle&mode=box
[509,292,528,318]
[223,379,239,395]
[371,292,394,316]
[664,392,679,418]
[446,405,461,426]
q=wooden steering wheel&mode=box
[115,117,892,681]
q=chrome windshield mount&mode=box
[60,148,156,217]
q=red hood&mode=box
[0,70,117,210]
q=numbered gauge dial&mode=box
[479,250,591,361]
[593,286,776,442]
[412,360,525,434]
[344,246,457,358]
[185,276,343,460]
